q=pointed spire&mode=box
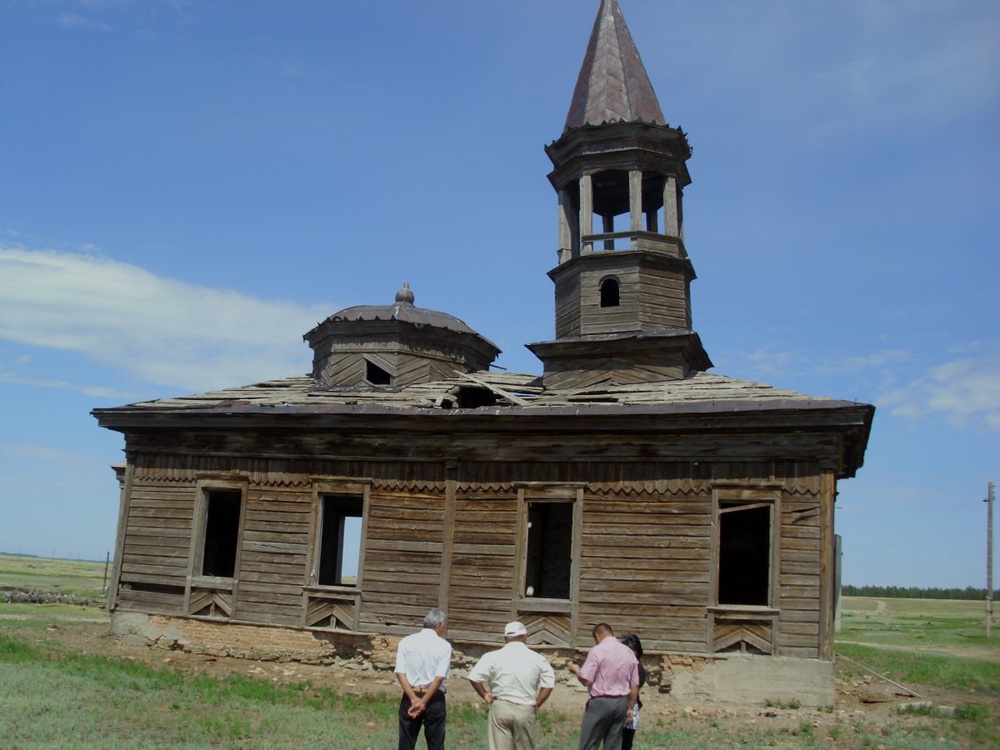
[564,0,665,130]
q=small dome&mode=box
[303,284,501,389]
[326,284,479,335]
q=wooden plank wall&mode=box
[447,490,518,641]
[357,487,446,630]
[579,265,641,335]
[236,487,311,626]
[113,452,829,659]
[317,353,365,388]
[117,482,193,611]
[554,273,582,337]
[637,267,688,330]
[577,489,713,653]
[776,490,822,658]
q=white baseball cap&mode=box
[504,621,527,637]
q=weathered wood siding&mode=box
[776,489,823,658]
[110,444,833,659]
[447,490,518,642]
[116,481,193,612]
[579,264,643,335]
[637,264,690,331]
[236,487,310,626]
[577,488,712,653]
[357,485,447,630]
[554,272,582,338]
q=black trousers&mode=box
[398,691,446,750]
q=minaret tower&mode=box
[528,0,711,389]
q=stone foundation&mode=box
[110,612,833,707]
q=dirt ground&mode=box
[13,612,993,741]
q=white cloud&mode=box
[0,246,332,393]
[0,366,126,398]
[741,347,909,379]
[884,353,1000,430]
[738,345,1000,430]
[56,11,112,32]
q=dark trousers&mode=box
[398,692,446,750]
[578,695,628,750]
[622,727,636,750]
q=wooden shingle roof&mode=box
[97,369,867,416]
[564,0,666,130]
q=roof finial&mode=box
[395,282,415,305]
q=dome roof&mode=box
[324,282,478,335]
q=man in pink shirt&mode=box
[568,623,639,750]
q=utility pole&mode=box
[987,481,994,639]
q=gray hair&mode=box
[423,608,447,629]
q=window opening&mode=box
[600,278,620,307]
[524,502,573,599]
[366,360,392,385]
[457,386,497,409]
[717,502,771,606]
[202,489,242,578]
[318,494,364,586]
[591,170,631,250]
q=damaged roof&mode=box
[92,369,870,416]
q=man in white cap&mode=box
[468,621,556,750]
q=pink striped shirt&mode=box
[578,636,639,697]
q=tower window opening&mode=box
[600,278,620,308]
[590,169,631,250]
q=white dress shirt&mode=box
[395,628,452,691]
[468,641,555,706]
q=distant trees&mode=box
[841,584,999,600]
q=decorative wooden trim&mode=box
[302,587,361,630]
[370,478,447,492]
[708,607,778,655]
[819,470,836,660]
[439,464,458,613]
[108,460,136,611]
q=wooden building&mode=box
[94,0,873,704]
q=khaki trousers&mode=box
[488,698,537,750]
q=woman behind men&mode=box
[619,634,645,750]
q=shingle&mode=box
[564,0,666,130]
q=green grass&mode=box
[4,568,999,748]
[838,596,1000,681]
[836,642,1000,693]
[839,597,995,650]
[0,624,992,750]
[0,554,108,600]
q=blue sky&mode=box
[1,0,997,588]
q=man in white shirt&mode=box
[468,621,556,750]
[394,608,452,750]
